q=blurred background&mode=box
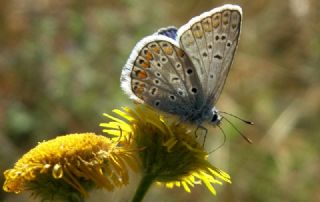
[1,0,319,201]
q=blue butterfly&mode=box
[121,5,247,134]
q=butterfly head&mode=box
[209,108,222,126]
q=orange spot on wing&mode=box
[202,18,212,32]
[192,24,203,38]
[137,70,147,79]
[175,48,185,58]
[132,67,148,79]
[163,46,173,55]
[134,83,145,98]
[212,14,221,28]
[145,51,153,61]
[151,46,160,54]
[141,60,150,68]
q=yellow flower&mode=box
[100,105,231,199]
[3,133,139,201]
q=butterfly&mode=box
[121,4,242,128]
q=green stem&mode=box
[132,174,156,202]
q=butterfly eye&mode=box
[211,114,218,122]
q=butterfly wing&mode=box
[121,35,205,116]
[177,4,242,105]
[156,26,178,40]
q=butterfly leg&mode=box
[174,119,183,127]
[195,125,208,147]
[174,115,190,127]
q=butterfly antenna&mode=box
[208,125,226,154]
[221,116,253,144]
[220,111,254,125]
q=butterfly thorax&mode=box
[182,106,221,127]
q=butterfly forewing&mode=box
[211,9,241,104]
[177,5,242,106]
[121,35,204,116]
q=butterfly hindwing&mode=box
[121,35,204,116]
[177,5,242,105]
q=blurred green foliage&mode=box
[1,0,319,201]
